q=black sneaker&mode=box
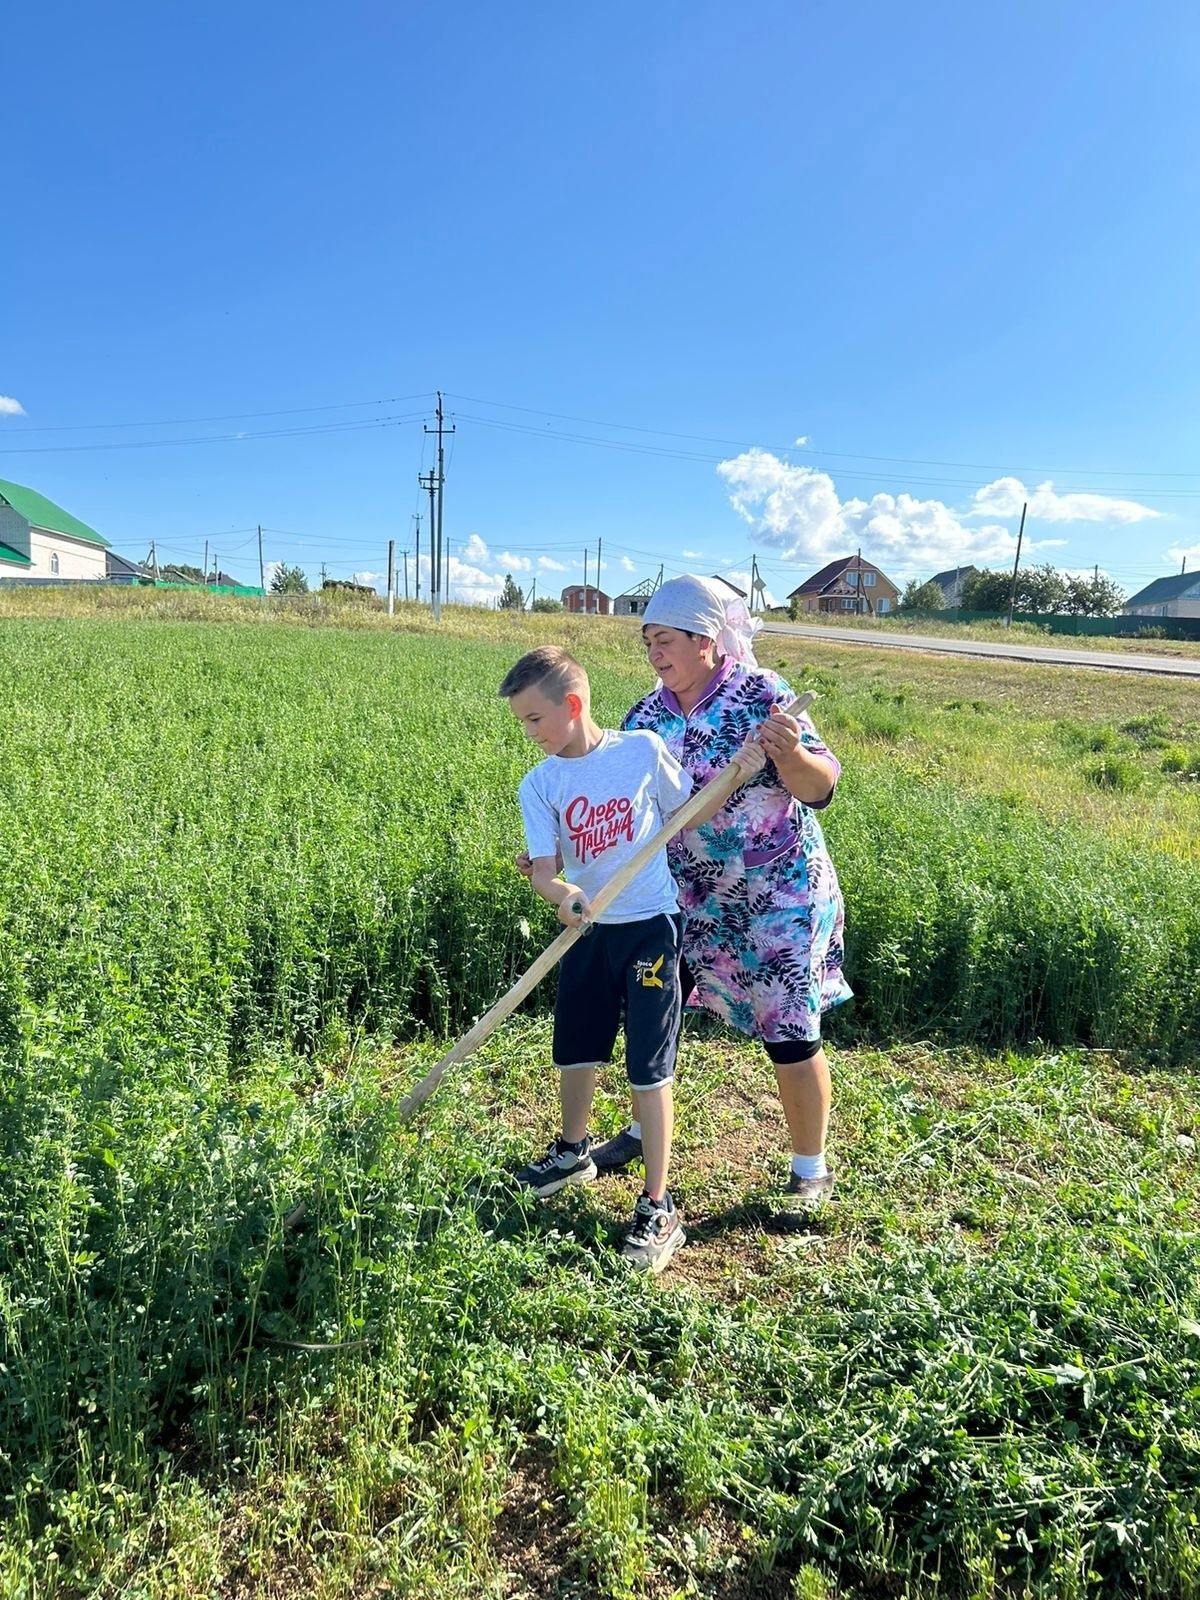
[515,1137,598,1198]
[621,1191,686,1273]
[592,1126,643,1174]
[773,1165,835,1227]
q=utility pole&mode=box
[654,564,663,591]
[583,548,589,614]
[413,513,422,602]
[596,536,603,614]
[387,538,396,617]
[445,536,451,604]
[402,549,410,601]
[203,539,209,587]
[423,392,455,622]
[257,525,266,596]
[1005,502,1028,627]
[320,563,328,587]
[419,470,438,615]
[528,577,537,610]
[148,541,159,584]
[212,554,218,589]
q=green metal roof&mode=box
[0,479,110,548]
[0,541,31,567]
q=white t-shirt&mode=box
[518,729,692,924]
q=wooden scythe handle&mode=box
[397,691,817,1122]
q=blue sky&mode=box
[3,0,1198,604]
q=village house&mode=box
[613,576,658,617]
[561,584,612,615]
[788,555,900,616]
[1122,571,1200,620]
[925,564,978,608]
[0,478,110,581]
[614,572,746,618]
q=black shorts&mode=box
[553,913,682,1091]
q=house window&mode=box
[50,552,60,575]
[877,597,889,614]
[863,571,875,587]
[842,597,856,610]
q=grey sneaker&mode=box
[515,1137,597,1198]
[592,1126,643,1174]
[621,1191,686,1273]
[774,1165,835,1225]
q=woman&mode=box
[593,574,852,1215]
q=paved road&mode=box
[763,622,1200,680]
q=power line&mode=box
[454,414,1200,500]
[0,412,430,457]
[1,393,434,435]
[447,390,1200,483]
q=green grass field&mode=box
[2,590,1199,1599]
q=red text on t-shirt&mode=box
[564,793,635,865]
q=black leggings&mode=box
[678,955,823,1065]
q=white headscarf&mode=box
[642,574,761,667]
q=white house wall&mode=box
[1126,599,1200,619]
[29,528,106,581]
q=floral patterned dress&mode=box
[624,659,852,1044]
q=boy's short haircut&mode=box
[498,646,589,703]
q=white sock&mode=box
[792,1152,828,1180]
[628,1120,643,1140]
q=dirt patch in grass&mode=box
[491,1453,593,1599]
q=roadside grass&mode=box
[763,609,1200,660]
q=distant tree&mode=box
[498,574,525,610]
[1022,562,1069,614]
[961,569,1011,612]
[897,579,946,612]
[1063,572,1126,617]
[961,563,1119,617]
[530,596,563,612]
[170,563,206,584]
[270,563,309,595]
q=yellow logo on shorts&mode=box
[636,954,664,989]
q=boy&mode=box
[499,645,763,1273]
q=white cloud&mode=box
[498,550,532,572]
[538,555,567,571]
[718,448,1086,576]
[794,435,810,447]
[0,396,25,417]
[969,476,1162,525]
[620,555,637,572]
[352,571,382,590]
[1166,543,1200,567]
[448,557,508,605]
[461,532,490,564]
[681,548,704,560]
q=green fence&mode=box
[910,608,1200,642]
